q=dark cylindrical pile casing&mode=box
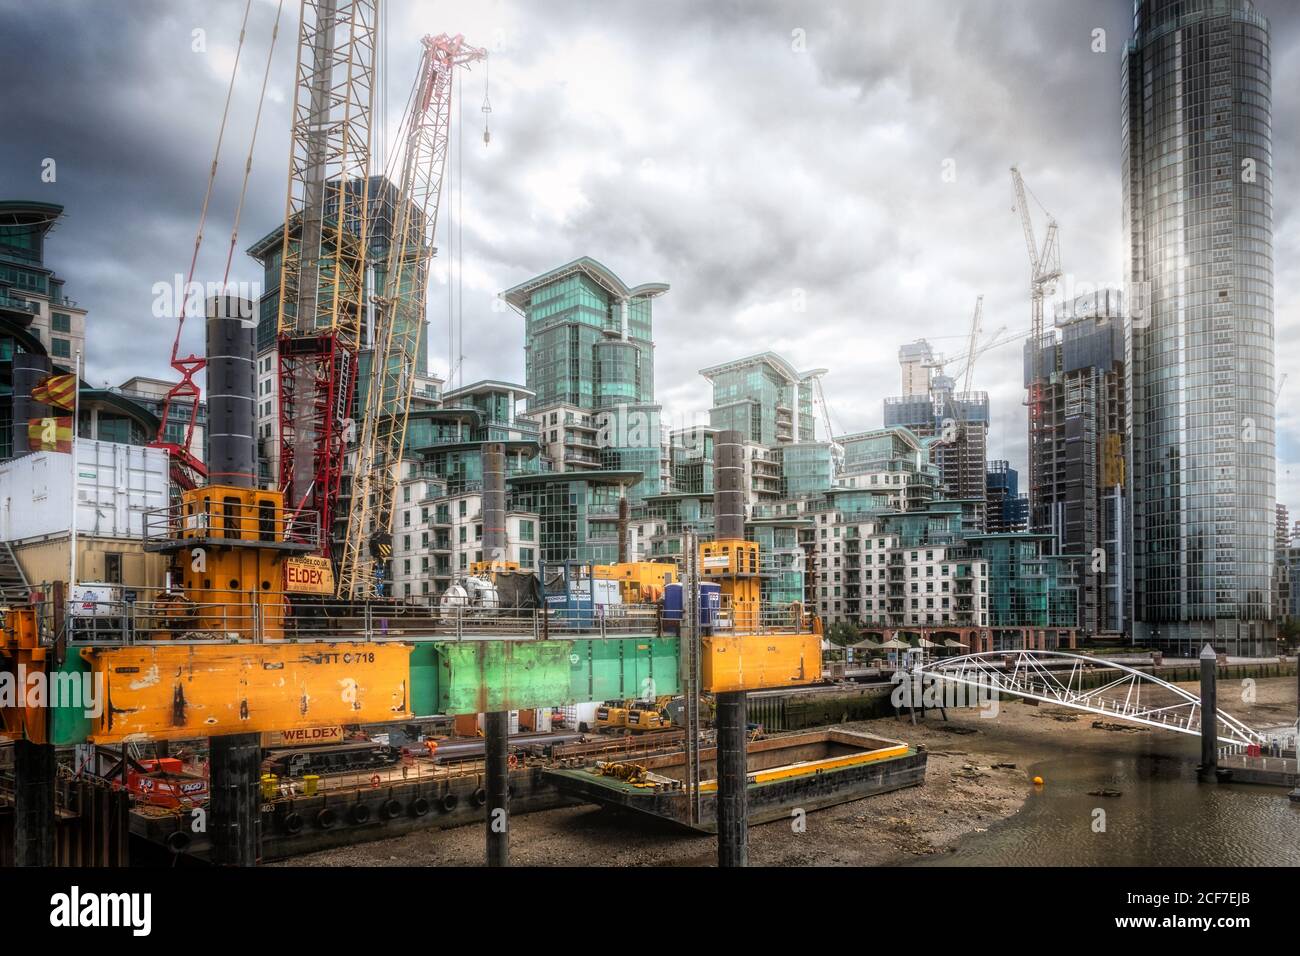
[482,442,507,560]
[13,740,56,866]
[11,351,52,457]
[484,711,510,867]
[205,295,257,488]
[714,429,745,541]
[209,732,262,867]
[715,690,749,866]
[1199,644,1217,779]
[618,495,630,563]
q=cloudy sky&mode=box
[3,0,1298,498]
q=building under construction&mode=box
[883,341,989,531]
[1022,288,1127,638]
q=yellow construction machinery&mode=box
[595,700,632,732]
[593,561,678,604]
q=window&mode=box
[104,552,122,584]
[519,519,535,541]
[51,312,72,333]
[51,337,72,358]
[458,500,467,517]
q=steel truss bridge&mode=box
[915,650,1265,747]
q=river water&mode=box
[920,736,1300,866]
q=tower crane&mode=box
[276,0,377,550]
[808,372,843,475]
[918,295,997,394]
[1009,165,1061,520]
[338,34,487,598]
[961,294,983,395]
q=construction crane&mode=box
[1009,165,1061,522]
[961,295,983,395]
[338,34,487,598]
[276,0,377,550]
[919,296,1000,394]
[149,0,281,492]
[808,372,843,475]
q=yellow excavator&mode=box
[595,700,632,732]
[626,696,676,734]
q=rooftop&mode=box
[500,256,669,310]
[698,350,826,385]
[441,379,534,403]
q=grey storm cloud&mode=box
[3,0,1297,497]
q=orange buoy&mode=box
[1032,775,1044,786]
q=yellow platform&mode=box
[701,633,821,693]
[82,641,411,743]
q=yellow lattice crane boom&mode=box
[339,33,487,598]
[276,0,377,550]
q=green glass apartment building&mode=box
[502,257,666,411]
[503,258,669,505]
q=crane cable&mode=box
[222,0,287,285]
[458,61,464,391]
[173,0,254,363]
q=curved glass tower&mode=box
[1122,0,1275,653]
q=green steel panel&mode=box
[48,654,94,746]
[569,637,680,702]
[436,640,575,714]
[410,644,441,718]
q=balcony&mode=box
[0,292,40,319]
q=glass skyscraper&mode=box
[1122,0,1275,653]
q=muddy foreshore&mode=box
[274,675,1295,867]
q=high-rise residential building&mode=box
[1123,0,1275,653]
[698,351,831,507]
[0,201,90,460]
[701,352,818,447]
[0,201,87,364]
[504,257,668,505]
[503,257,665,412]
[388,380,544,599]
[898,340,935,397]
[1275,503,1290,550]
[986,461,1029,534]
[1023,289,1128,637]
[883,372,989,530]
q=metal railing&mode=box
[53,588,818,646]
[142,500,321,549]
[0,292,39,315]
